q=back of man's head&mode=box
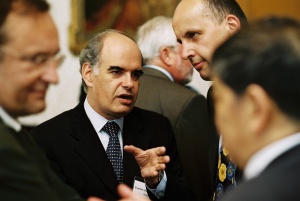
[136,16,177,64]
[213,16,300,121]
[136,16,193,85]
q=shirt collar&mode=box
[143,64,174,82]
[244,132,300,180]
[0,107,22,132]
[83,98,123,133]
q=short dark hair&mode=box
[202,0,247,26]
[212,16,300,120]
[0,0,49,46]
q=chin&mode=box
[28,102,46,114]
[200,72,211,81]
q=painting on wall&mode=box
[69,0,180,55]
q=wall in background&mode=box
[237,0,300,21]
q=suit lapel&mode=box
[70,103,119,197]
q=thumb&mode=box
[117,184,134,198]
[86,196,104,201]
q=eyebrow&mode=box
[108,66,144,75]
[134,69,144,76]
[108,66,124,71]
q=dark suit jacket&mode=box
[135,67,214,200]
[206,86,220,186]
[221,144,300,201]
[0,118,83,201]
[32,102,197,201]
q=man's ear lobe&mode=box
[226,14,241,34]
[82,63,93,88]
[245,84,273,135]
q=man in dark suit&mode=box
[116,16,300,201]
[0,0,99,200]
[32,29,196,201]
[211,16,300,201]
[135,16,212,200]
[173,0,247,199]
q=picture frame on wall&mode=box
[69,0,180,55]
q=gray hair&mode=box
[136,16,178,64]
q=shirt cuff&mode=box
[146,171,167,199]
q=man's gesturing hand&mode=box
[124,145,170,187]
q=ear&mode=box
[159,47,173,66]
[81,63,94,89]
[244,84,273,135]
[225,14,240,34]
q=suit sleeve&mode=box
[0,126,84,201]
[150,114,199,201]
[173,94,215,200]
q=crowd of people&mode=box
[1,0,300,201]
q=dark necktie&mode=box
[214,144,237,200]
[102,121,123,183]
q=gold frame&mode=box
[69,0,87,55]
[69,0,180,55]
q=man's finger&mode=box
[124,145,143,156]
[155,146,166,156]
[158,155,170,164]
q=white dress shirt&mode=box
[244,132,300,180]
[83,98,166,198]
[0,107,21,132]
[84,98,124,155]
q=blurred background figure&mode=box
[0,0,96,200]
[135,16,211,200]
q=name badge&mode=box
[133,176,150,200]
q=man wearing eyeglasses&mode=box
[0,0,100,200]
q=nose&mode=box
[181,42,195,61]
[122,73,134,89]
[41,62,59,84]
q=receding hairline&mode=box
[99,31,143,65]
[174,0,213,23]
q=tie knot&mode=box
[102,121,119,137]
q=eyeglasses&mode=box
[0,46,65,68]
